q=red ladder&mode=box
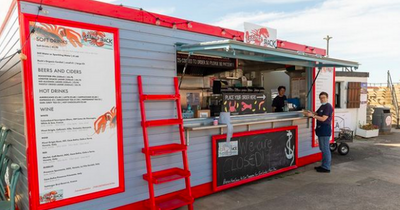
[137,76,194,210]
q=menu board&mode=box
[212,127,297,191]
[312,67,335,147]
[28,20,123,207]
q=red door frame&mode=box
[18,13,125,210]
[212,126,299,191]
[311,67,336,147]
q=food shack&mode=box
[0,0,359,210]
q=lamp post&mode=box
[323,35,333,57]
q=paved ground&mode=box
[184,130,400,210]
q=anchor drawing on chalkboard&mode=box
[285,130,295,166]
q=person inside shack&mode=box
[272,86,287,112]
[305,92,333,173]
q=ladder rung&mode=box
[142,94,179,101]
[143,168,191,184]
[145,192,194,210]
[142,143,187,156]
[144,119,182,127]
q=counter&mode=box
[183,111,318,192]
[184,111,308,145]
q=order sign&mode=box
[27,18,123,208]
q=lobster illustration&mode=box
[83,31,106,47]
[241,102,252,111]
[228,101,237,112]
[322,67,333,73]
[40,191,59,203]
[245,28,270,46]
[259,101,265,110]
[32,22,83,47]
[94,106,117,134]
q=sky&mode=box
[1,0,399,83]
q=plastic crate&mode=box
[336,128,354,142]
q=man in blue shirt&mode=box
[306,92,333,173]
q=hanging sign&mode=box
[177,53,235,69]
[25,15,124,209]
[244,22,277,48]
[312,67,335,147]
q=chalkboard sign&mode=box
[212,126,298,191]
[222,93,267,115]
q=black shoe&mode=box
[314,166,322,170]
[316,167,330,173]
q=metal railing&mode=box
[387,70,400,129]
[368,82,400,87]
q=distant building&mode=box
[335,71,369,134]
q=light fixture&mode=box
[281,41,285,47]
[221,29,226,35]
[38,5,49,15]
[41,9,49,15]
[232,35,237,40]
[155,18,161,26]
[19,53,27,61]
[172,23,177,30]
[187,21,192,28]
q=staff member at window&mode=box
[306,92,333,173]
[272,86,287,112]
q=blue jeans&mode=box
[318,136,331,170]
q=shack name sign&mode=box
[212,127,298,191]
[177,53,235,69]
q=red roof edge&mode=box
[16,0,326,56]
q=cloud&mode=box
[257,0,315,3]
[0,0,14,29]
[93,0,118,2]
[211,0,400,82]
[145,7,176,15]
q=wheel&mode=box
[330,143,338,152]
[338,143,349,155]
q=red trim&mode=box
[277,40,326,56]
[0,0,17,37]
[312,68,317,147]
[20,14,124,210]
[111,152,320,210]
[110,183,214,210]
[18,0,326,56]
[212,126,299,192]
[297,152,322,166]
[331,68,336,141]
[19,0,242,40]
